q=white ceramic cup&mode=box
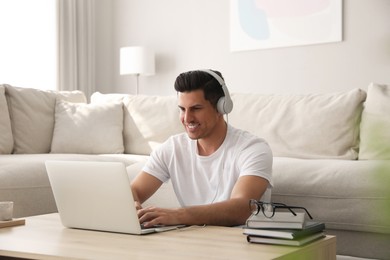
[0,201,14,221]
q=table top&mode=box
[0,213,336,260]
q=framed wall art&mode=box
[230,0,343,52]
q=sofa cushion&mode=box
[0,85,13,154]
[91,92,184,155]
[230,89,367,159]
[359,83,390,160]
[271,157,390,234]
[51,101,124,154]
[4,85,86,154]
[0,154,140,218]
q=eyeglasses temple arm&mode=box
[289,206,313,219]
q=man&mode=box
[131,69,273,227]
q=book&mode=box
[246,212,306,229]
[0,218,25,229]
[246,221,305,229]
[247,232,325,246]
[243,221,325,239]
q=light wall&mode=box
[95,0,390,96]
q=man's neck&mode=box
[197,122,228,156]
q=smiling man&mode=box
[130,69,273,227]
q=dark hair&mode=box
[174,70,225,109]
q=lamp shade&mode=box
[120,46,155,76]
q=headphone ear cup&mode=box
[199,69,233,114]
[217,97,226,114]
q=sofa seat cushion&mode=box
[0,154,146,218]
[51,101,124,154]
[0,85,13,154]
[4,85,87,154]
[271,157,390,234]
[230,89,366,159]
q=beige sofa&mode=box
[1,83,389,259]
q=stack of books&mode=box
[243,212,325,246]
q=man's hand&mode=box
[134,201,143,211]
[137,206,185,228]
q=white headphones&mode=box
[199,70,233,114]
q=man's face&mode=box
[178,89,220,140]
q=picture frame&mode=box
[230,0,343,52]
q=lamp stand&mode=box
[135,74,140,95]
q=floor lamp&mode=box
[120,46,155,95]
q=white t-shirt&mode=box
[143,125,273,207]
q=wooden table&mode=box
[0,214,336,259]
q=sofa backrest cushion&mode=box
[359,83,390,159]
[51,101,124,154]
[0,85,13,154]
[5,85,87,154]
[91,92,183,155]
[229,89,367,159]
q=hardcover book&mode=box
[247,232,325,246]
[246,212,306,229]
[243,221,325,239]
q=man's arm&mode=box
[138,175,269,227]
[130,171,163,210]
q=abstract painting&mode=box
[230,0,342,51]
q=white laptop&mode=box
[45,160,183,235]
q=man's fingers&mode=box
[138,207,167,227]
[134,201,143,210]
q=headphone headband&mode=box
[199,69,233,114]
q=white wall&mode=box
[0,0,56,89]
[95,0,390,96]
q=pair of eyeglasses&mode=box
[249,199,313,219]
